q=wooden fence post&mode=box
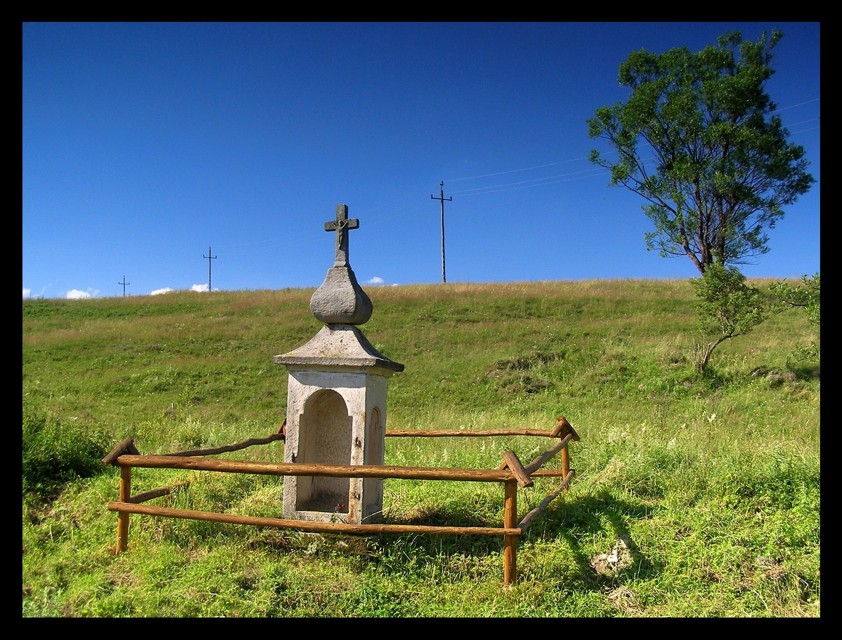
[561,445,570,478]
[503,479,518,586]
[115,465,131,554]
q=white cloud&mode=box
[367,276,385,285]
[23,288,31,298]
[66,289,93,299]
[150,288,174,296]
[191,284,209,293]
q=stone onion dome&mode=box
[309,204,373,325]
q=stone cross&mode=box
[324,204,359,267]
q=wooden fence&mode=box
[102,416,580,586]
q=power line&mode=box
[203,246,217,292]
[430,181,452,284]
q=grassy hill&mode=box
[22,280,820,617]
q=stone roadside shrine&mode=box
[274,204,404,524]
[101,202,580,586]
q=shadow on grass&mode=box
[522,488,661,589]
[357,487,662,589]
[380,501,516,559]
[246,487,662,591]
[790,362,820,381]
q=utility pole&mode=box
[203,246,217,292]
[430,181,452,283]
[117,275,130,297]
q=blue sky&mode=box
[22,22,820,299]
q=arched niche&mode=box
[295,388,352,514]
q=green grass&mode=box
[22,279,819,617]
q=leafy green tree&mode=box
[769,273,820,326]
[690,263,765,372]
[769,273,820,361]
[588,30,814,275]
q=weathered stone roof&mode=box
[274,324,404,372]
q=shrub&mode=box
[22,402,111,496]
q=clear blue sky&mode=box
[22,22,820,299]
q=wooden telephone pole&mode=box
[204,246,217,292]
[430,181,452,283]
[117,275,130,297]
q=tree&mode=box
[588,30,814,275]
[769,273,820,327]
[690,263,765,373]
[769,273,820,361]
